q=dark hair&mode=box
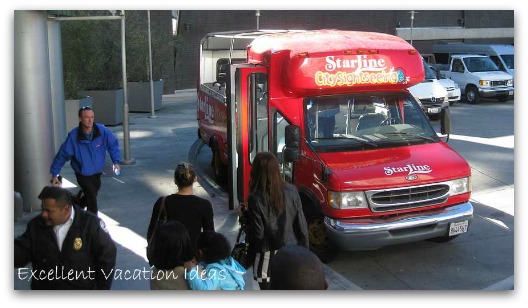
[249,152,285,212]
[196,231,231,264]
[174,162,196,188]
[270,245,327,290]
[38,186,71,207]
[150,221,195,270]
[78,106,93,117]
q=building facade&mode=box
[170,10,514,90]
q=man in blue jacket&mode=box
[50,106,121,215]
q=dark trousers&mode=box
[76,173,102,215]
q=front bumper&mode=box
[479,86,514,98]
[324,201,473,251]
[447,89,461,102]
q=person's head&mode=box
[174,162,197,189]
[38,186,72,226]
[270,245,328,290]
[78,106,95,131]
[249,152,285,212]
[151,221,195,270]
[196,230,231,264]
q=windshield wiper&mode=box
[381,132,437,142]
[337,134,378,147]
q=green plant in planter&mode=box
[61,10,177,98]
[125,10,177,83]
[62,10,122,98]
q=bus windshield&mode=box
[304,93,440,152]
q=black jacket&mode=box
[247,184,309,253]
[14,205,117,290]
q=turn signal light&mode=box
[297,52,309,58]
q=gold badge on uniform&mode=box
[73,237,83,251]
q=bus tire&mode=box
[307,214,338,263]
[211,145,227,186]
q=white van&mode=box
[432,43,514,77]
[408,58,449,120]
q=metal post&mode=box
[410,10,416,46]
[121,10,135,165]
[148,10,157,118]
[256,10,260,30]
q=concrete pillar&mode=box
[14,10,56,211]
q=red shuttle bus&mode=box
[197,30,473,262]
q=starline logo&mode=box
[384,164,432,176]
[324,55,387,73]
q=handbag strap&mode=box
[148,196,167,243]
[157,196,167,221]
[235,211,247,243]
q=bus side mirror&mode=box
[440,108,451,136]
[285,125,300,148]
[284,148,299,163]
[284,125,300,163]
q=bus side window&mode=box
[274,111,293,183]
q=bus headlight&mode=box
[328,191,368,209]
[448,177,471,196]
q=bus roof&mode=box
[200,29,416,55]
[248,29,415,56]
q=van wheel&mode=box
[307,215,338,263]
[465,86,480,104]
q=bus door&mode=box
[227,65,268,210]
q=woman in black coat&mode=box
[247,152,309,290]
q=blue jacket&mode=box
[186,257,246,290]
[50,123,121,177]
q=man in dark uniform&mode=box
[14,186,117,290]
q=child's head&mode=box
[270,245,327,290]
[151,221,195,270]
[196,230,231,264]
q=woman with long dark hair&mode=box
[247,152,309,290]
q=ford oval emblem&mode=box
[406,175,418,181]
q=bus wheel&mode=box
[211,147,227,185]
[307,215,338,263]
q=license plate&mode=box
[428,107,441,114]
[449,220,469,236]
[508,91,513,95]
